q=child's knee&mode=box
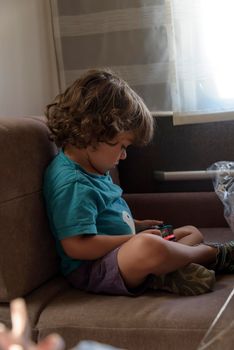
[131,234,169,268]
[174,225,204,245]
[185,225,204,242]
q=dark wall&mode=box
[118,117,234,193]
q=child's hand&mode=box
[134,219,163,232]
[0,298,64,350]
[138,228,162,236]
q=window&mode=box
[171,0,234,124]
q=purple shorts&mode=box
[67,247,153,296]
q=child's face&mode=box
[87,131,133,175]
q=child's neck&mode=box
[64,144,102,175]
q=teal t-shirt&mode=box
[43,150,135,276]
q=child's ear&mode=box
[88,142,99,152]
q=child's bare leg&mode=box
[174,225,204,246]
[117,233,216,289]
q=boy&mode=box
[43,68,234,297]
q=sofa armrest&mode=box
[123,192,227,228]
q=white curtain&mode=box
[50,0,173,113]
[50,0,234,125]
[0,0,58,117]
[171,0,234,124]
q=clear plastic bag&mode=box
[208,161,234,232]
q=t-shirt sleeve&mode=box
[51,181,99,240]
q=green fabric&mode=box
[207,241,234,273]
[150,263,216,296]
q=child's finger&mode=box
[151,229,162,236]
[147,220,164,228]
[144,220,163,225]
[142,229,162,236]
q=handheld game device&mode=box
[153,224,176,241]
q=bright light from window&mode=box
[201,0,234,99]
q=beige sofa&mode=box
[1,116,234,350]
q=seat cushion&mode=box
[37,227,234,350]
[0,276,69,341]
[36,275,234,350]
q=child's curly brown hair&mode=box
[45,68,154,148]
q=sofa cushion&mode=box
[36,227,234,350]
[0,117,59,301]
[0,276,69,341]
[37,274,234,350]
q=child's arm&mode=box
[61,228,161,261]
[61,234,132,260]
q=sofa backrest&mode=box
[119,116,234,193]
[0,116,60,301]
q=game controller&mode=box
[152,224,176,241]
